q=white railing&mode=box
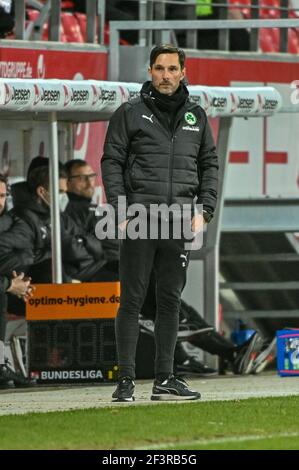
[0,79,282,117]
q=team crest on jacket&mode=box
[184,112,197,125]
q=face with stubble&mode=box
[148,53,185,96]
[67,164,97,200]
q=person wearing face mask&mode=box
[58,190,69,213]
[0,163,68,318]
[9,159,107,284]
[8,162,69,284]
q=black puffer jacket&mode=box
[101,81,218,216]
[65,192,119,262]
[11,181,106,281]
[11,182,53,267]
[65,192,98,233]
[0,205,34,277]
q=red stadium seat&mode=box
[289,0,299,18]
[228,0,251,18]
[27,8,40,22]
[228,0,251,6]
[75,12,87,42]
[259,28,276,52]
[61,1,75,8]
[268,27,280,52]
[61,12,84,43]
[261,27,299,55]
[289,3,299,39]
[260,0,280,19]
[26,8,49,41]
[288,28,299,54]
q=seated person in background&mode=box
[8,161,70,284]
[64,159,98,229]
[65,158,119,280]
[0,174,34,279]
[9,159,107,284]
[0,162,64,316]
[0,174,34,387]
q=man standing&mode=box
[101,45,218,402]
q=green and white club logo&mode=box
[184,112,197,126]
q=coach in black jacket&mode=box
[101,44,218,402]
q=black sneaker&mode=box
[0,361,36,388]
[151,375,201,401]
[112,377,135,402]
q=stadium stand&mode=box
[227,0,299,53]
[2,1,298,53]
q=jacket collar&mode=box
[141,81,197,111]
[141,81,197,134]
[67,191,92,205]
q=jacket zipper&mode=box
[166,103,198,204]
[167,134,175,205]
[143,94,198,206]
[166,106,196,205]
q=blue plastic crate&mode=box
[277,329,299,376]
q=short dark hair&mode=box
[149,44,186,69]
[27,156,67,183]
[64,159,89,177]
[27,156,49,179]
[0,173,7,187]
[28,165,67,194]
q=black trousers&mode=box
[117,236,189,379]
